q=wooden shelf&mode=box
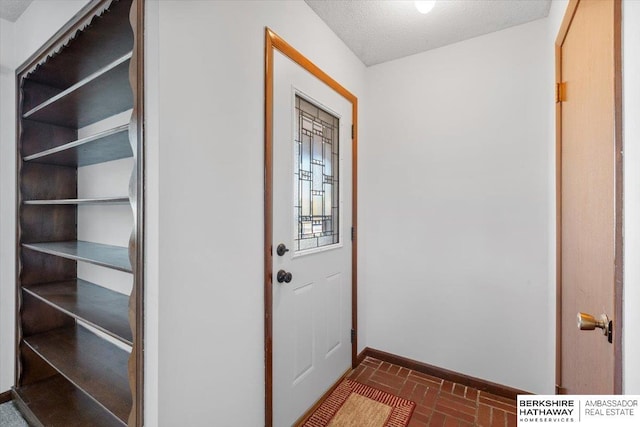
[23,241,132,273]
[15,1,141,424]
[24,197,129,205]
[24,280,132,345]
[13,375,126,427]
[24,325,131,423]
[23,53,133,128]
[23,124,132,167]
[24,0,133,91]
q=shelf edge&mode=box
[23,282,133,346]
[22,241,133,273]
[23,124,130,163]
[24,197,129,205]
[23,52,133,121]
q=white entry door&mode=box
[272,49,353,427]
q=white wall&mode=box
[623,0,640,394]
[150,1,366,425]
[361,18,555,394]
[0,16,16,392]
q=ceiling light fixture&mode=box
[414,0,436,14]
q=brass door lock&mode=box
[577,312,612,343]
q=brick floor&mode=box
[346,357,517,427]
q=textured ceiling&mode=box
[0,0,33,22]
[305,0,552,66]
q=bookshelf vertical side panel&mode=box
[127,0,144,426]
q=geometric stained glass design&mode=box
[294,95,339,251]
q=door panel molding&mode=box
[555,0,623,394]
[264,28,358,426]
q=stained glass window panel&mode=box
[294,95,339,251]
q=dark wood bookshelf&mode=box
[23,124,132,167]
[13,375,126,427]
[24,325,131,423]
[23,241,132,273]
[24,0,133,91]
[23,53,133,128]
[15,0,142,424]
[24,280,132,345]
[24,197,129,205]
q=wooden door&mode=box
[556,0,622,394]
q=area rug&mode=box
[302,379,415,427]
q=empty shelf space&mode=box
[23,241,132,273]
[23,124,132,167]
[23,53,133,128]
[24,325,131,423]
[24,197,129,205]
[23,0,133,90]
[24,280,132,345]
[13,375,126,427]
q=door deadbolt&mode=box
[276,243,289,256]
[277,270,292,283]
[577,312,612,343]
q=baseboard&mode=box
[0,390,12,404]
[359,347,531,400]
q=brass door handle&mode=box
[577,312,612,343]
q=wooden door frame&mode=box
[555,0,623,394]
[264,28,358,426]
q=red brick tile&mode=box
[452,383,466,397]
[491,408,507,427]
[411,409,431,423]
[399,380,416,400]
[413,404,433,419]
[409,370,445,385]
[371,370,407,389]
[441,380,455,393]
[347,365,365,379]
[443,415,460,427]
[479,395,516,414]
[353,366,375,383]
[435,403,475,423]
[397,367,411,378]
[362,358,381,369]
[429,411,447,427]
[343,357,521,427]
[421,387,439,408]
[465,387,478,401]
[380,361,393,372]
[438,391,477,409]
[436,400,474,417]
[410,383,429,404]
[477,403,492,427]
[388,364,401,375]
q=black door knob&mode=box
[277,270,293,283]
[276,243,290,256]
